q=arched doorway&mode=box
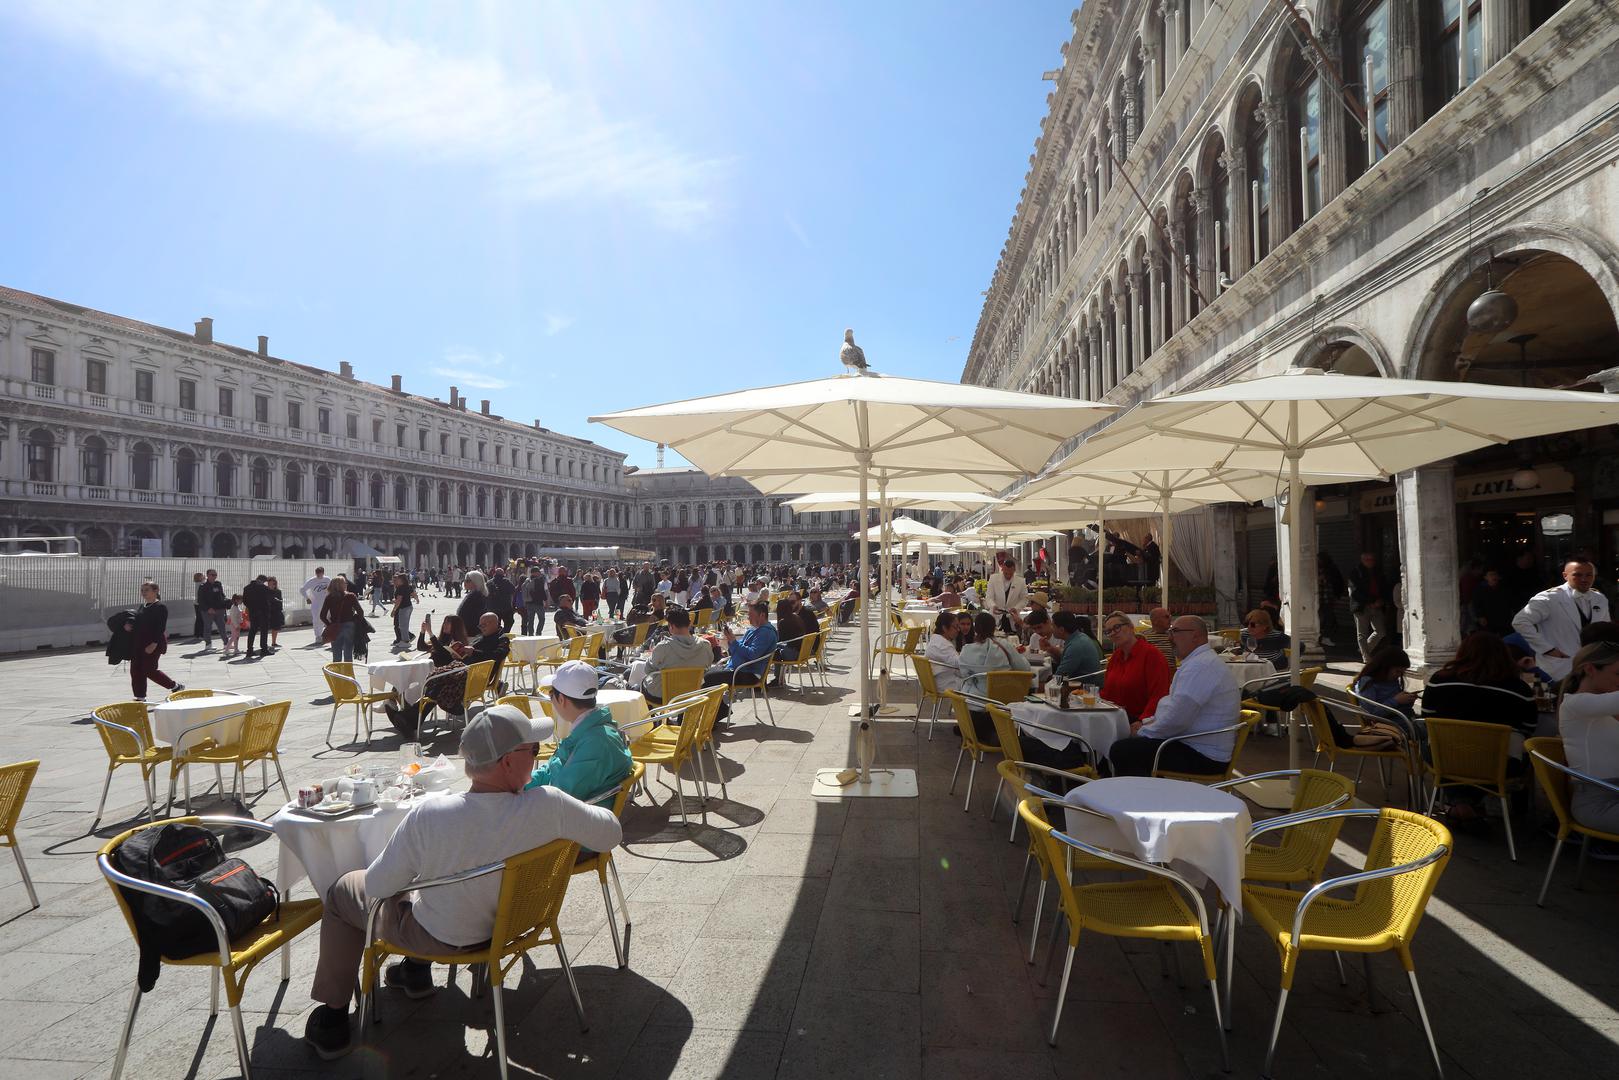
[212,532,240,559]
[283,543,306,558]
[732,544,745,563]
[768,543,783,561]
[172,530,201,557]
[809,543,823,562]
[77,526,113,556]
[456,542,472,565]
[1407,244,1619,581]
[248,534,275,557]
[750,544,765,563]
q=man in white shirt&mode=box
[304,704,622,1059]
[299,567,330,646]
[1512,558,1610,681]
[986,558,1028,634]
[1107,617,1241,776]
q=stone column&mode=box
[1260,102,1289,250]
[1210,504,1242,628]
[1485,0,1530,67]
[1224,150,1250,277]
[1161,1,1179,80]
[1147,258,1163,357]
[1395,463,1461,670]
[1142,43,1160,114]
[1168,222,1186,333]
[1387,1,1422,148]
[1194,189,1215,310]
[1130,274,1146,374]
[1317,27,1349,202]
[1276,485,1321,657]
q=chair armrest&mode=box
[1243,803,1366,846]
[1529,751,1619,797]
[1051,826,1214,933]
[1149,720,1249,774]
[1212,769,1302,791]
[171,707,260,755]
[1013,761,1097,784]
[92,716,151,756]
[1287,839,1450,948]
[363,860,507,949]
[730,653,772,679]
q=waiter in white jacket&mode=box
[1512,558,1608,681]
[986,557,1028,635]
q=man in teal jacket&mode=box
[527,660,633,801]
[1050,611,1105,687]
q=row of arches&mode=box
[999,0,1571,398]
[655,542,850,566]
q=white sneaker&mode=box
[1319,635,1336,648]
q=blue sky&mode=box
[0,0,1071,468]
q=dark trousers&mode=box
[1106,736,1226,777]
[244,611,270,656]
[703,662,760,719]
[521,608,546,635]
[130,650,177,699]
[606,593,624,617]
[496,609,515,633]
[191,604,204,639]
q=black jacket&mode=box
[242,579,271,615]
[1347,564,1396,612]
[197,580,227,612]
[486,576,516,614]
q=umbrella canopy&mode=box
[862,516,956,543]
[1059,366,1619,772]
[784,490,1005,514]
[593,368,1113,788]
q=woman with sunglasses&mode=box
[1239,608,1291,671]
[1099,612,1171,724]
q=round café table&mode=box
[1009,699,1131,763]
[366,657,433,705]
[148,692,263,751]
[272,789,454,900]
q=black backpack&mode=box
[113,823,280,991]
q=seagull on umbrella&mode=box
[840,329,868,372]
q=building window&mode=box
[370,473,385,509]
[1343,0,1392,181]
[396,423,406,447]
[1245,101,1271,262]
[25,429,56,481]
[440,433,450,455]
[85,358,107,395]
[526,450,534,469]
[679,505,689,527]
[175,447,197,493]
[315,466,332,504]
[285,465,303,502]
[135,369,154,403]
[1289,50,1323,223]
[346,413,359,439]
[661,506,671,528]
[251,457,270,500]
[217,386,234,417]
[30,348,55,386]
[478,441,487,462]
[395,477,408,510]
[343,470,359,507]
[1430,0,1484,109]
[372,417,383,442]
[438,484,450,514]
[254,394,270,423]
[318,407,331,434]
[752,500,763,526]
[288,401,303,429]
[419,428,429,451]
[215,452,236,496]
[81,436,110,485]
[495,445,503,465]
[697,503,707,525]
[131,442,156,490]
[1210,145,1230,287]
[460,437,469,458]
[179,379,197,411]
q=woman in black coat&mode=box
[127,581,182,700]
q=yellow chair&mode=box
[321,662,395,749]
[808,627,833,687]
[873,625,925,682]
[1526,737,1619,906]
[1019,795,1229,1061]
[1303,698,1419,807]
[165,688,218,701]
[1243,808,1452,1079]
[692,606,717,630]
[1006,777,1117,964]
[167,701,294,813]
[911,655,951,739]
[537,634,590,674]
[624,689,719,826]
[943,690,1002,813]
[99,816,324,1080]
[986,701,1097,834]
[1424,716,1525,861]
[1,760,40,910]
[985,669,1034,704]
[90,702,172,830]
[573,762,645,968]
[723,651,776,725]
[775,632,821,692]
[1217,768,1359,885]
[493,694,557,759]
[357,837,586,1080]
[1152,708,1261,784]
[640,687,732,806]
[581,630,609,666]
[655,666,705,705]
[617,620,658,657]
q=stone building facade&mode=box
[0,285,632,567]
[625,468,945,567]
[961,0,1619,665]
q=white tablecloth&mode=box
[899,607,938,629]
[1225,659,1283,692]
[510,635,564,665]
[1061,777,1251,907]
[366,657,433,704]
[272,791,452,899]
[148,694,264,751]
[1010,700,1132,757]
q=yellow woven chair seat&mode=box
[1244,839,1327,884]
[160,898,325,976]
[1244,886,1401,956]
[114,746,172,767]
[627,734,682,766]
[1073,878,1214,948]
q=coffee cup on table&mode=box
[352,779,377,807]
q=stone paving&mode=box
[2,596,1618,1079]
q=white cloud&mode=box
[543,313,574,337]
[442,346,506,369]
[8,0,723,228]
[784,212,812,250]
[433,368,510,391]
[434,346,508,389]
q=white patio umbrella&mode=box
[591,369,1113,793]
[1057,366,1619,772]
[783,491,1006,514]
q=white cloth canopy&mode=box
[592,368,1113,786]
[784,490,1004,514]
[862,516,955,543]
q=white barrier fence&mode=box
[0,557,328,653]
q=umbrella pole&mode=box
[1095,514,1105,630]
[875,482,900,719]
[1286,414,1305,778]
[1160,504,1172,612]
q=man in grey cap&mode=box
[304,703,623,1060]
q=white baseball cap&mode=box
[460,704,551,769]
[539,659,599,702]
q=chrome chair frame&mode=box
[1527,749,1619,906]
[89,712,165,829]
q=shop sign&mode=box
[1358,465,1574,513]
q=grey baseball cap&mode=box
[460,703,552,769]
